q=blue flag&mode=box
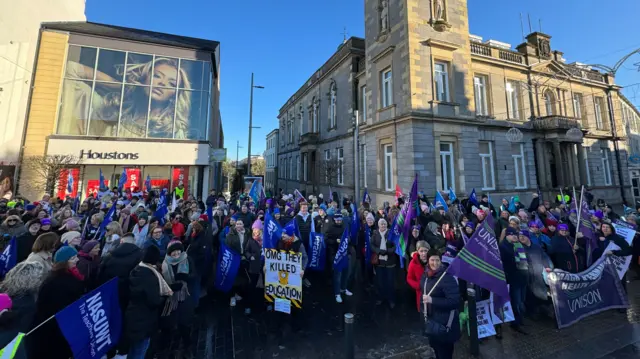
[362,188,371,205]
[117,169,127,191]
[96,203,116,240]
[333,228,350,272]
[0,237,17,277]
[469,188,480,207]
[263,210,282,250]
[364,225,372,266]
[248,180,261,205]
[67,171,74,193]
[508,197,517,214]
[154,191,169,226]
[99,169,106,189]
[214,241,241,293]
[448,187,457,203]
[284,218,301,239]
[145,175,152,193]
[350,203,359,246]
[434,191,449,211]
[307,218,326,271]
[73,192,81,213]
[55,278,121,359]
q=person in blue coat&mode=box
[528,221,551,252]
[420,248,460,359]
[549,223,585,273]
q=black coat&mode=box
[593,233,632,263]
[99,242,142,312]
[549,234,585,273]
[186,231,207,278]
[125,265,164,342]
[371,230,398,267]
[420,266,461,343]
[29,270,85,359]
[499,240,529,287]
[15,232,36,264]
[324,222,345,259]
[295,213,313,243]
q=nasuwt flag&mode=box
[154,190,169,226]
[284,218,301,240]
[0,236,17,277]
[145,175,152,192]
[248,180,261,204]
[263,210,282,250]
[99,169,106,189]
[469,188,480,207]
[434,191,449,212]
[214,241,241,292]
[117,169,127,192]
[448,187,457,203]
[350,203,359,246]
[308,217,326,271]
[55,278,121,359]
[333,227,350,272]
[447,214,509,310]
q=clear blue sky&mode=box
[86,0,640,162]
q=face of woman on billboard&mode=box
[146,63,177,102]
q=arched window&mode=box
[311,97,318,132]
[329,82,337,129]
[544,90,555,116]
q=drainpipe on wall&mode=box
[606,87,627,204]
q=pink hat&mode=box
[0,294,12,313]
[252,219,263,231]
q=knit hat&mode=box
[327,208,336,216]
[54,246,78,263]
[528,221,539,228]
[65,219,79,230]
[25,204,36,211]
[0,294,12,314]
[26,219,41,229]
[465,222,475,230]
[199,214,209,222]
[121,207,131,215]
[319,204,327,211]
[142,245,161,264]
[60,231,82,245]
[545,218,559,227]
[334,213,343,220]
[416,241,430,251]
[252,219,263,230]
[366,213,375,222]
[505,227,519,236]
[412,224,421,231]
[40,218,51,226]
[426,248,441,259]
[273,207,280,214]
[166,240,184,255]
[138,212,149,221]
[557,223,569,231]
[81,240,99,253]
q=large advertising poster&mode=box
[57,168,80,199]
[124,168,141,191]
[57,45,210,140]
[87,180,103,198]
[172,167,189,199]
[0,166,15,200]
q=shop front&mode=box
[46,137,211,200]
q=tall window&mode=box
[302,153,308,181]
[299,106,304,136]
[384,144,394,191]
[311,97,319,132]
[474,75,488,116]
[439,142,455,191]
[284,158,288,179]
[544,90,555,116]
[595,97,605,129]
[479,141,495,190]
[381,69,393,108]
[434,62,450,102]
[506,80,520,120]
[512,143,527,189]
[289,157,294,180]
[361,86,368,122]
[329,82,337,129]
[288,120,293,144]
[337,148,344,185]
[361,144,368,188]
[601,148,612,185]
[584,147,592,186]
[324,149,331,182]
[296,155,300,180]
[573,93,583,120]
[57,45,211,140]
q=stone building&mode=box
[275,0,640,206]
[265,129,279,194]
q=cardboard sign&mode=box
[264,249,303,312]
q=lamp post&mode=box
[247,73,264,176]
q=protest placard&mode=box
[264,248,303,313]
[476,300,496,339]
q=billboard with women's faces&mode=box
[57,45,211,141]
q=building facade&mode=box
[18,22,223,200]
[265,129,279,194]
[0,0,86,198]
[277,0,640,206]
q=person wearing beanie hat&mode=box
[420,245,461,355]
[16,219,41,263]
[0,214,26,239]
[125,244,171,359]
[39,218,52,233]
[499,217,530,333]
[60,231,82,249]
[77,240,101,288]
[548,221,584,273]
[30,242,84,359]
[528,220,551,251]
[133,211,150,248]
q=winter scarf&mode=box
[161,252,190,285]
[139,262,172,296]
[513,242,529,271]
[119,215,131,233]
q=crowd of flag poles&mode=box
[0,172,628,356]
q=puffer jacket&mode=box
[420,265,461,343]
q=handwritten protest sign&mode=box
[264,249,303,313]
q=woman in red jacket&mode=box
[406,240,431,311]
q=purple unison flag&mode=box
[447,214,509,306]
[576,191,598,266]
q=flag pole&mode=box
[574,186,584,252]
[24,314,55,336]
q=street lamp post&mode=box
[247,73,264,176]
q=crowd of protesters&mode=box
[0,184,637,359]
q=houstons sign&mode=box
[79,150,139,160]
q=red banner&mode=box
[125,168,141,192]
[87,179,101,198]
[151,179,170,190]
[172,167,189,199]
[57,168,80,199]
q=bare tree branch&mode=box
[21,155,82,196]
[320,157,341,187]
